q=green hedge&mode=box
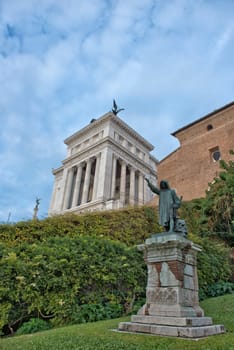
[0,207,161,247]
[188,233,231,298]
[0,206,232,335]
[0,235,146,334]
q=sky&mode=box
[0,0,234,222]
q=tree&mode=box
[204,150,234,246]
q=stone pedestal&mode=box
[118,233,225,338]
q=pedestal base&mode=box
[118,232,225,338]
[118,318,225,338]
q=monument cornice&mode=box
[62,136,157,174]
[110,142,157,175]
[52,165,64,175]
[64,112,154,151]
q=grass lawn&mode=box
[1,294,233,350]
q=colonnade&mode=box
[62,153,146,210]
[63,155,100,210]
[110,156,145,206]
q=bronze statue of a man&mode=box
[33,197,41,220]
[145,178,181,232]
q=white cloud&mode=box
[212,23,234,61]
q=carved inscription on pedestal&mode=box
[146,287,177,304]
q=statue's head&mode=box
[160,180,170,190]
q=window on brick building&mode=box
[207,124,213,131]
[209,146,221,162]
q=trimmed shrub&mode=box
[0,207,160,247]
[188,233,231,297]
[0,235,146,334]
[16,318,51,335]
[0,206,232,335]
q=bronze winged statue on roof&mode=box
[112,99,125,115]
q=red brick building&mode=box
[157,101,234,201]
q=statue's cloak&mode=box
[158,186,180,226]
[147,180,180,227]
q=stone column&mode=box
[138,173,144,205]
[62,167,74,210]
[48,179,57,213]
[120,160,126,205]
[71,165,82,207]
[144,173,149,202]
[111,155,117,199]
[92,154,101,201]
[95,150,105,200]
[82,159,92,204]
[129,166,135,205]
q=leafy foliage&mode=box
[0,207,158,335]
[205,281,234,298]
[68,303,123,324]
[1,295,234,350]
[179,198,208,234]
[0,206,160,248]
[188,233,231,298]
[204,151,234,246]
[182,151,234,246]
[0,234,146,335]
[0,206,232,336]
[16,318,51,335]
[179,151,234,247]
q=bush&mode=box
[16,318,51,335]
[206,281,234,298]
[68,303,123,324]
[180,151,234,247]
[0,206,232,335]
[0,207,160,248]
[188,233,232,298]
[0,235,146,334]
[179,199,208,234]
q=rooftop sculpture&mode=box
[112,99,125,115]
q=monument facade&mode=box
[49,112,158,216]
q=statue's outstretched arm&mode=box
[144,177,160,195]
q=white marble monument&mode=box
[49,112,158,216]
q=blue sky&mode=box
[0,0,234,222]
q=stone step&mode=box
[118,322,225,338]
[131,315,213,327]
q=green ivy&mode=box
[0,235,146,335]
[0,206,232,336]
[0,206,160,248]
[188,233,231,295]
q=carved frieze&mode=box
[146,287,177,304]
[63,138,156,175]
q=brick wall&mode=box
[158,103,234,201]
